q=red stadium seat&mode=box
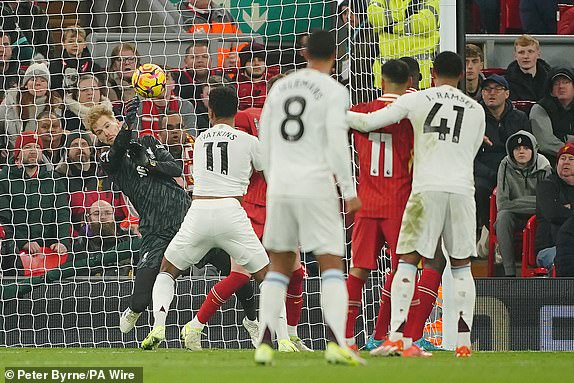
[521,215,554,277]
[512,100,536,114]
[499,0,522,33]
[557,4,574,35]
[482,68,506,77]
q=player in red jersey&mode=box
[188,74,312,352]
[345,59,414,350]
[346,59,445,356]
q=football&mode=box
[131,63,166,98]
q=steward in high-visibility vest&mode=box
[367,0,439,89]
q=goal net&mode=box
[0,0,443,349]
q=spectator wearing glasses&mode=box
[106,43,139,105]
[474,74,531,245]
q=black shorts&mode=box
[137,227,179,270]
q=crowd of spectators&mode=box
[1,0,574,279]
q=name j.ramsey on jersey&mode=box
[425,90,478,109]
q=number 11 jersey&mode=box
[193,123,262,197]
[259,68,356,200]
[348,85,486,196]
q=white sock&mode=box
[189,316,205,330]
[276,304,289,341]
[452,264,476,348]
[258,272,289,345]
[152,272,175,328]
[287,325,298,338]
[320,269,348,347]
[389,262,417,340]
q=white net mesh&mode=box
[0,0,442,348]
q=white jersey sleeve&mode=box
[192,124,257,197]
[250,136,263,172]
[346,92,414,132]
[325,87,356,199]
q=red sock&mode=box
[403,268,441,341]
[196,272,250,324]
[286,267,305,326]
[373,272,393,340]
[345,274,366,339]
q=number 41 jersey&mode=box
[349,85,485,196]
[193,123,262,197]
[259,68,356,200]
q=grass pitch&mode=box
[1,348,573,383]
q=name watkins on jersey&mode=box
[425,91,477,109]
[202,130,238,140]
[277,78,324,101]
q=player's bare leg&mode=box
[141,258,183,350]
[450,257,475,357]
[255,251,296,365]
[371,251,420,357]
[317,254,365,366]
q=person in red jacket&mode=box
[236,43,280,110]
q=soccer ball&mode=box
[131,63,166,98]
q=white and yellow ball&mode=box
[131,63,166,98]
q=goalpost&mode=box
[0,0,456,349]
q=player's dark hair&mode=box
[433,51,463,79]
[382,60,410,85]
[267,73,286,93]
[306,30,336,60]
[399,56,422,81]
[208,86,238,118]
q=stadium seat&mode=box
[512,100,536,114]
[521,215,554,277]
[499,0,523,33]
[558,4,574,34]
[482,68,506,77]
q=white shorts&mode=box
[263,196,345,257]
[165,198,269,274]
[396,191,477,260]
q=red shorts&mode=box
[351,216,401,270]
[242,201,266,240]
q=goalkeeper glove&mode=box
[124,96,141,129]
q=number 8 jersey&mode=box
[259,68,356,200]
[193,123,262,197]
[347,85,486,196]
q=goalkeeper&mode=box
[84,99,192,333]
[368,0,439,89]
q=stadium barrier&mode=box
[2,277,573,351]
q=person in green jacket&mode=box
[0,131,71,275]
[367,0,440,89]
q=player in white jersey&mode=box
[255,30,363,366]
[347,51,486,358]
[141,86,270,350]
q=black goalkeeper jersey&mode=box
[100,129,191,236]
